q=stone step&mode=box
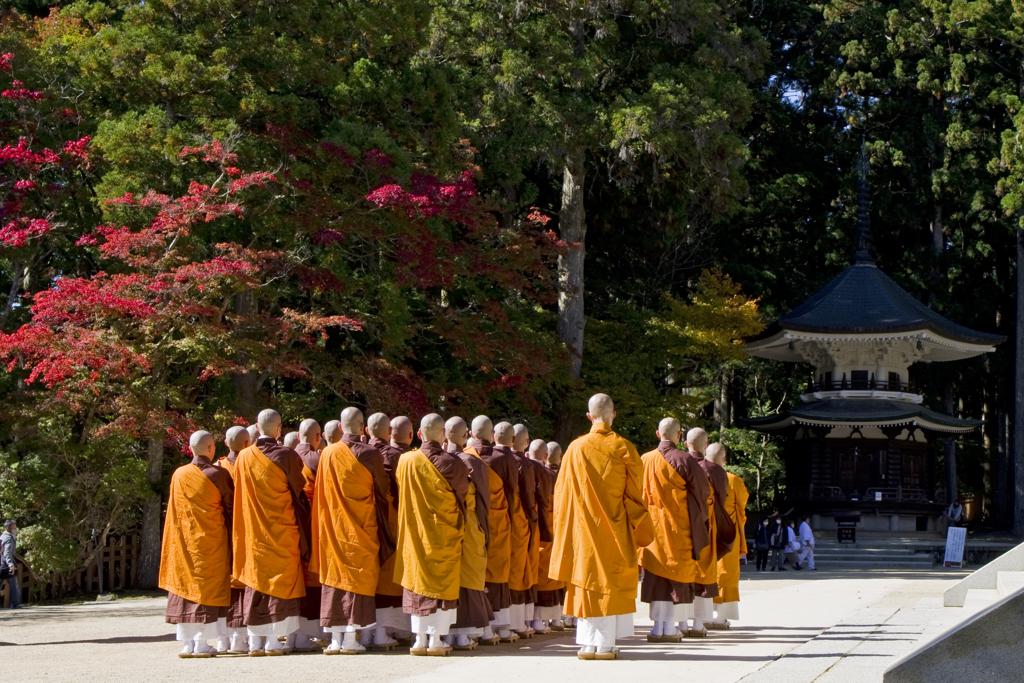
[812,553,932,563]
[961,588,1000,615]
[814,547,919,555]
[810,559,934,569]
[996,571,1024,597]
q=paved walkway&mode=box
[0,568,971,683]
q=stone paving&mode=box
[0,568,973,683]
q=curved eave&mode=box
[741,414,980,435]
[745,329,998,364]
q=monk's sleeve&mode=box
[211,467,235,538]
[737,478,750,555]
[519,462,537,525]
[623,449,654,548]
[713,469,737,554]
[685,459,711,560]
[536,469,552,543]
[357,447,396,565]
[281,452,313,563]
[470,462,491,548]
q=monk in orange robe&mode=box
[640,418,710,642]
[313,407,394,654]
[391,415,415,452]
[396,413,469,656]
[465,415,512,644]
[687,428,736,634]
[283,431,300,450]
[293,419,325,650]
[160,430,234,658]
[512,424,542,636]
[366,411,412,644]
[528,439,564,632]
[485,422,526,642]
[707,443,748,628]
[550,394,653,660]
[444,416,494,649]
[233,409,312,656]
[245,424,260,446]
[216,426,250,653]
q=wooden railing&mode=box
[1,534,140,607]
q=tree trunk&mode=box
[1014,223,1024,537]
[135,436,165,589]
[554,148,587,446]
[232,290,259,419]
[945,383,958,507]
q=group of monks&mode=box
[158,392,748,661]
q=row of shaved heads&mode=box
[189,407,563,466]
[656,419,728,465]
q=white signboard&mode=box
[875,491,883,502]
[944,526,967,567]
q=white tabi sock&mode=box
[651,621,665,636]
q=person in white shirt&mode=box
[785,520,802,569]
[798,516,816,571]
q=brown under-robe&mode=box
[534,587,565,608]
[320,585,377,627]
[640,570,698,604]
[403,589,459,617]
[166,593,225,624]
[452,587,494,629]
[485,581,512,611]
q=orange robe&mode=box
[232,442,308,601]
[311,441,384,597]
[534,463,563,594]
[550,422,653,618]
[640,442,710,586]
[159,459,233,608]
[467,444,511,586]
[695,456,737,595]
[715,473,749,604]
[369,437,404,601]
[507,448,534,596]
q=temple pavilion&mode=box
[742,161,1005,533]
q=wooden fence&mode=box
[0,534,140,607]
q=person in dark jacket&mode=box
[1,520,20,609]
[754,519,771,571]
[769,517,787,571]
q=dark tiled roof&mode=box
[758,263,1004,345]
[742,397,981,432]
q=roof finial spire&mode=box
[854,136,875,265]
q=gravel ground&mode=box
[0,568,970,683]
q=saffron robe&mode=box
[232,438,311,604]
[215,450,245,627]
[549,422,654,618]
[395,441,469,604]
[694,456,737,596]
[504,447,534,597]
[467,443,511,585]
[369,436,405,604]
[534,462,564,603]
[453,448,494,628]
[715,472,749,604]
[311,437,392,608]
[294,442,322,624]
[160,456,234,617]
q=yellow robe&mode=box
[466,446,510,584]
[640,448,699,584]
[311,441,380,596]
[507,476,530,592]
[394,448,464,600]
[535,465,563,593]
[695,473,719,588]
[461,477,488,592]
[549,422,653,617]
[715,473,749,604]
[159,464,231,607]
[215,455,245,592]
[232,444,305,600]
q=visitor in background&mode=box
[754,519,771,571]
[785,520,802,570]
[798,516,816,571]
[1,520,19,609]
[947,500,964,526]
[769,518,787,571]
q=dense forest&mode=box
[1,1,1022,590]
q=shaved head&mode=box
[246,424,260,443]
[546,441,562,466]
[528,439,548,463]
[658,417,681,443]
[391,416,414,448]
[588,393,615,425]
[257,409,282,439]
[299,418,321,450]
[367,412,390,440]
[283,431,299,449]
[706,442,726,465]
[445,416,468,448]
[471,415,493,442]
[189,430,215,459]
[225,425,249,453]
[513,423,530,451]
[687,427,708,454]
[419,413,445,442]
[340,407,364,435]
[323,419,342,445]
[493,421,514,447]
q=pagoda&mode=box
[742,155,1005,534]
